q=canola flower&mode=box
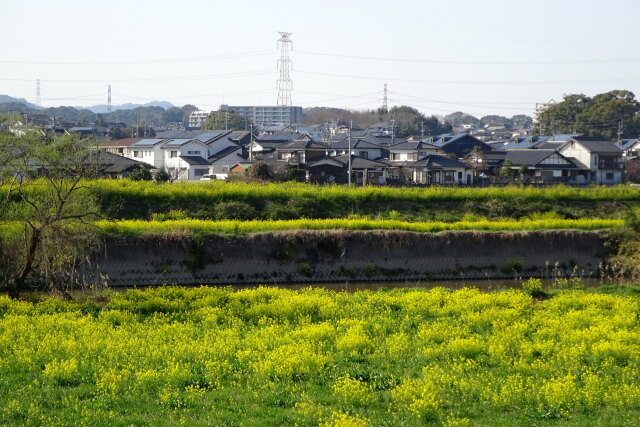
[0,286,639,425]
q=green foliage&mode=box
[95,217,621,236]
[128,168,153,181]
[536,90,640,138]
[0,132,102,294]
[202,110,249,131]
[154,169,171,183]
[245,162,272,180]
[0,287,639,425]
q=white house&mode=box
[129,138,167,169]
[388,140,440,162]
[162,138,212,180]
[558,137,623,184]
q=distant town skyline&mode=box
[2,0,639,118]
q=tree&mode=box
[0,127,102,296]
[511,114,533,128]
[480,115,512,127]
[246,162,272,180]
[499,160,515,181]
[129,167,153,181]
[203,110,249,130]
[444,111,480,127]
[536,91,640,138]
[466,146,487,176]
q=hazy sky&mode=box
[2,0,639,118]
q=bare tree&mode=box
[1,127,102,296]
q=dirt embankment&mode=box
[86,230,611,287]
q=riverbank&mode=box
[87,229,611,287]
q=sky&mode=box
[1,0,639,119]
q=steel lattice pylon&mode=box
[276,32,293,106]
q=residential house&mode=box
[100,137,142,157]
[306,155,390,185]
[325,137,384,160]
[388,139,440,162]
[129,138,166,169]
[404,155,472,185]
[88,151,148,179]
[275,139,328,168]
[617,138,640,159]
[430,134,492,158]
[208,145,247,175]
[162,138,212,180]
[557,137,624,184]
[499,149,588,184]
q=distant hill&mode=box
[85,101,176,114]
[0,95,42,110]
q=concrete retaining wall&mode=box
[87,230,611,287]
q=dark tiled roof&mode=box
[572,137,623,154]
[256,132,304,143]
[208,146,243,162]
[332,154,390,169]
[178,156,211,166]
[327,139,381,150]
[407,155,466,168]
[389,140,439,150]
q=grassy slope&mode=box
[1,286,639,426]
[97,217,622,236]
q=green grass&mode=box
[95,217,622,236]
[1,286,639,425]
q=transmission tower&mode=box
[107,85,112,112]
[36,79,41,106]
[382,83,388,111]
[276,32,293,106]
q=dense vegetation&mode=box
[1,286,639,425]
[96,217,621,236]
[83,180,640,221]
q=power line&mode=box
[296,50,640,66]
[0,50,274,66]
[0,69,274,84]
[296,70,638,85]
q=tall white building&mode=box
[188,110,211,128]
[219,104,302,126]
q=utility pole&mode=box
[249,123,254,162]
[420,121,424,140]
[390,116,396,145]
[348,121,352,186]
[617,119,624,143]
[225,111,228,131]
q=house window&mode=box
[407,153,417,161]
[170,150,177,158]
[458,171,463,180]
[194,169,207,177]
[390,153,399,161]
[606,172,614,180]
[445,171,455,182]
[133,150,140,158]
[187,150,201,155]
[359,151,368,159]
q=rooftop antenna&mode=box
[36,79,41,106]
[276,32,293,106]
[107,85,112,112]
[382,83,388,111]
